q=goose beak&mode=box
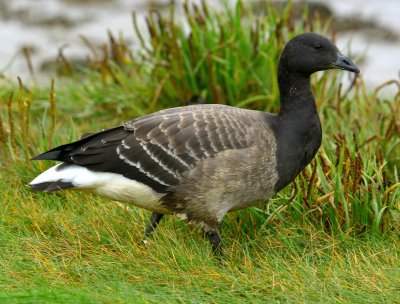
[331,53,360,73]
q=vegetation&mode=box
[0,1,399,303]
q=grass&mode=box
[0,1,399,303]
[1,188,400,303]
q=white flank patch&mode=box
[29,163,169,213]
[177,213,187,220]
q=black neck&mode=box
[272,65,322,192]
[278,66,315,115]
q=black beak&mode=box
[331,53,360,73]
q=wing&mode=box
[33,104,261,193]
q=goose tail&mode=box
[28,163,77,192]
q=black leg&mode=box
[144,212,164,237]
[208,230,223,257]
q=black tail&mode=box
[31,141,79,161]
[31,127,122,162]
[28,181,74,192]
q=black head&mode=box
[279,33,360,75]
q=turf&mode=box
[1,187,400,303]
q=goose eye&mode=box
[314,44,322,50]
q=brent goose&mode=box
[29,33,359,255]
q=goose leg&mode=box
[208,230,223,257]
[144,212,164,237]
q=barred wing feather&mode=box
[34,105,260,193]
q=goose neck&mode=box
[278,67,315,115]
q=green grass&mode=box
[0,1,399,303]
[1,189,400,303]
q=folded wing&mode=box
[32,104,259,193]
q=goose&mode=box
[29,33,360,255]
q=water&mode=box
[322,0,400,87]
[0,0,399,89]
[0,0,153,82]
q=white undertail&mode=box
[29,163,168,213]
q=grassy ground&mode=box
[1,1,399,303]
[1,193,400,303]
